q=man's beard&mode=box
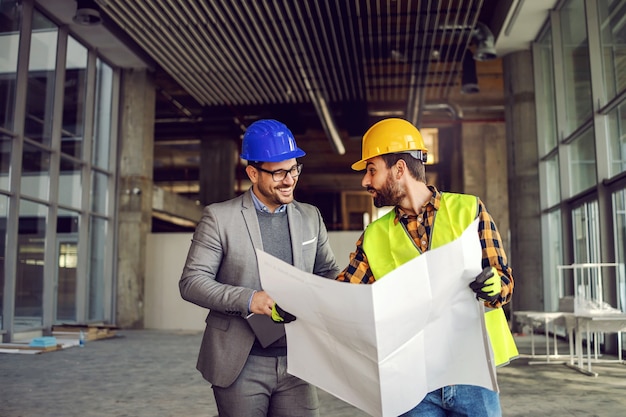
[369,172,405,208]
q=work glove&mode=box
[469,266,501,303]
[271,303,296,323]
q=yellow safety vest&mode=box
[362,193,517,366]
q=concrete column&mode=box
[503,50,543,313]
[199,138,237,205]
[461,121,514,325]
[116,69,155,328]
[461,122,509,237]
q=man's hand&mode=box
[249,290,275,316]
[469,266,501,303]
[271,304,296,323]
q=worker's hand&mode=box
[469,266,501,303]
[271,303,296,323]
[250,290,275,316]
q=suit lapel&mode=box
[241,190,263,251]
[287,203,303,269]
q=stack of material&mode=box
[0,324,120,354]
[52,323,119,341]
[0,337,63,354]
[29,336,58,348]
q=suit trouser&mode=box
[212,354,319,417]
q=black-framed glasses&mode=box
[255,163,303,182]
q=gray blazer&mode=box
[179,189,340,387]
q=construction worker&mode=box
[179,119,340,417]
[337,118,515,417]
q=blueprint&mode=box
[257,219,497,417]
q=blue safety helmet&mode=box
[240,119,306,162]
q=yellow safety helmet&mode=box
[351,118,428,171]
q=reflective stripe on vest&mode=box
[484,307,519,367]
[362,193,517,367]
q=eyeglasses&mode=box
[255,163,303,182]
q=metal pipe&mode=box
[315,95,346,155]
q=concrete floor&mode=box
[1,330,625,417]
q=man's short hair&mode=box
[381,153,426,182]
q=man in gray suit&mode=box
[180,119,340,417]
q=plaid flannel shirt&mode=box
[336,186,514,308]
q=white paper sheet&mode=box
[257,218,497,417]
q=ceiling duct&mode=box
[461,51,480,94]
[472,22,497,61]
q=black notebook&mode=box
[245,313,286,348]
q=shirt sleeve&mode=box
[335,232,376,284]
[477,199,514,308]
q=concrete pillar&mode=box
[116,69,155,328]
[461,122,509,237]
[199,138,237,205]
[503,50,543,313]
[461,121,514,325]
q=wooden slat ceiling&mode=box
[102,0,485,108]
[95,0,506,197]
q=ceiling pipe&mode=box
[370,102,464,121]
[405,29,429,128]
[406,86,425,128]
[314,94,346,155]
[298,60,345,155]
[424,102,464,120]
[154,117,203,124]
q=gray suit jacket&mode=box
[179,189,340,387]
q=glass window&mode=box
[568,127,596,195]
[88,216,107,321]
[612,189,626,313]
[598,0,626,101]
[55,208,79,323]
[607,100,626,177]
[572,200,600,264]
[21,141,50,200]
[543,209,562,311]
[61,37,88,159]
[91,170,108,214]
[0,134,11,191]
[0,193,7,330]
[59,156,82,209]
[560,0,593,136]
[93,59,113,169]
[536,28,558,155]
[542,154,561,208]
[24,10,57,145]
[0,2,21,131]
[15,199,47,331]
[0,3,120,337]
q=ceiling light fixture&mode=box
[73,0,102,26]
